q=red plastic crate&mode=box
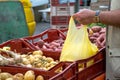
[93,73,105,80]
[51,16,70,25]
[51,0,75,6]
[51,6,75,16]
[0,39,106,80]
[49,62,77,80]
[24,29,67,43]
[75,47,106,80]
[0,62,76,80]
[47,48,106,80]
[51,25,69,29]
[0,38,60,60]
[23,29,68,60]
[0,39,38,54]
[0,39,76,80]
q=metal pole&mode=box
[75,0,80,13]
[84,0,87,6]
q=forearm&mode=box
[100,9,120,26]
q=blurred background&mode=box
[31,0,110,35]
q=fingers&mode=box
[73,12,83,23]
[72,13,80,20]
[73,12,90,25]
[73,9,96,25]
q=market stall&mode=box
[0,0,108,80]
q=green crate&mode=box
[0,1,29,43]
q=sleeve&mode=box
[111,0,120,10]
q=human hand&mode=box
[73,9,96,25]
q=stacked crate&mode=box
[90,0,110,11]
[50,0,75,29]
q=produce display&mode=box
[88,26,106,49]
[20,50,59,70]
[33,26,106,55]
[36,26,106,51]
[0,27,106,80]
[0,70,44,80]
[0,47,59,71]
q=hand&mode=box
[73,9,96,25]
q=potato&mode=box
[0,72,13,80]
[24,70,35,80]
[32,50,43,56]
[96,33,105,43]
[6,78,14,80]
[33,57,40,62]
[36,75,44,80]
[54,48,61,52]
[36,40,45,48]
[2,46,11,51]
[29,55,34,64]
[26,64,33,68]
[89,36,97,40]
[42,45,47,49]
[44,63,51,68]
[92,33,100,37]
[35,63,42,68]
[50,61,58,66]
[33,55,42,59]
[13,73,24,80]
[21,54,27,58]
[96,33,106,49]
[46,57,54,63]
[50,42,60,47]
[22,58,30,65]
[99,27,106,34]
[44,43,50,48]
[91,26,101,33]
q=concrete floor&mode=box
[33,22,50,35]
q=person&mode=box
[73,0,120,80]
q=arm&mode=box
[73,9,120,26]
[100,9,120,26]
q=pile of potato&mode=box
[37,39,64,52]
[88,26,106,49]
[0,47,59,71]
[20,50,59,70]
[0,70,44,80]
[36,26,106,51]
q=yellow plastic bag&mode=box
[60,17,98,62]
